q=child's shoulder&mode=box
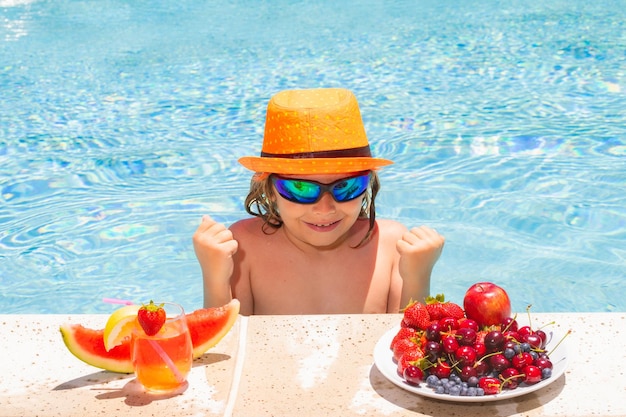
[230,217,264,234]
[376,218,408,239]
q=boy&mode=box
[193,88,444,315]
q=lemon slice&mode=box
[103,304,140,351]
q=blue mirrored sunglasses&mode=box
[270,172,371,204]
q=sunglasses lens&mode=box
[332,175,369,202]
[273,173,370,204]
[274,179,321,203]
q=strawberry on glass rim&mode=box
[137,300,166,336]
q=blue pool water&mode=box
[1,0,625,314]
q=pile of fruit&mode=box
[391,282,567,397]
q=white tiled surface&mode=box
[1,313,625,417]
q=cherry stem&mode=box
[501,312,518,332]
[525,304,533,329]
[548,329,572,357]
[538,321,556,330]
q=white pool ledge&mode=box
[1,312,624,416]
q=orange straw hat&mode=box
[238,88,393,175]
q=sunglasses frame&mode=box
[270,171,371,204]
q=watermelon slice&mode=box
[60,299,240,374]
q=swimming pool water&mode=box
[1,0,625,313]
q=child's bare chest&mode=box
[249,244,390,313]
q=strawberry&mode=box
[425,293,465,321]
[396,348,425,376]
[392,337,419,362]
[401,301,431,330]
[441,302,465,320]
[390,326,417,350]
[137,300,166,336]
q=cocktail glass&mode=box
[131,302,193,394]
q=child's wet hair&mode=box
[244,171,381,247]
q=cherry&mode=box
[534,357,553,371]
[523,333,543,350]
[455,345,477,366]
[424,340,442,361]
[403,365,424,385]
[456,327,477,346]
[512,352,534,370]
[500,367,523,390]
[484,330,505,351]
[478,377,501,395]
[459,364,478,381]
[473,359,490,376]
[438,317,458,332]
[501,317,518,332]
[489,353,510,372]
[432,360,452,379]
[425,322,442,342]
[458,318,479,332]
[523,365,542,384]
[517,326,533,338]
[473,342,487,358]
[503,330,521,343]
[535,329,548,348]
[502,340,517,350]
[441,335,459,354]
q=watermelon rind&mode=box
[189,298,240,358]
[59,298,240,373]
[60,324,133,373]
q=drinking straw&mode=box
[102,297,134,306]
[103,298,185,384]
[147,338,185,384]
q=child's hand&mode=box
[396,225,445,288]
[193,215,238,285]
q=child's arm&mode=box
[396,225,445,307]
[192,215,238,308]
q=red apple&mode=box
[463,282,512,328]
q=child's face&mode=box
[272,172,366,249]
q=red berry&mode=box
[396,349,425,376]
[534,357,553,371]
[390,327,417,350]
[137,300,166,336]
[523,365,542,384]
[459,365,478,381]
[523,333,543,349]
[489,353,510,373]
[403,365,424,385]
[478,377,501,395]
[432,360,452,379]
[425,321,443,342]
[441,335,459,354]
[455,345,477,366]
[474,360,490,376]
[438,316,458,332]
[402,302,431,330]
[512,352,534,370]
[484,330,505,351]
[457,318,479,332]
[500,367,523,390]
[473,342,487,358]
[392,337,419,362]
[456,327,477,345]
[501,317,518,332]
[517,326,533,338]
[535,329,548,348]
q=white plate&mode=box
[373,321,569,402]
